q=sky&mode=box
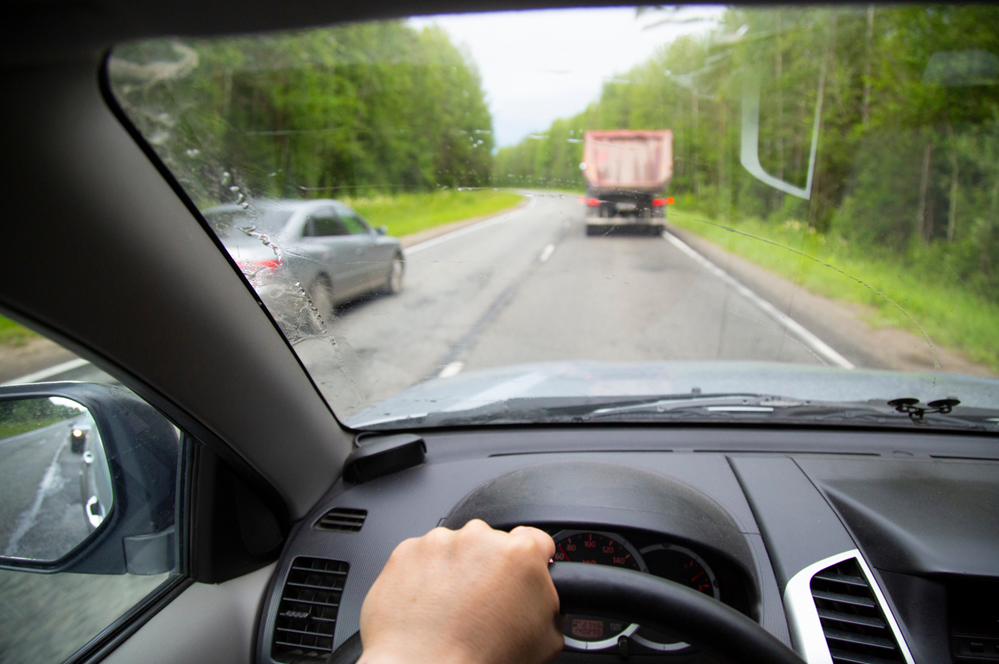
[409,6,725,147]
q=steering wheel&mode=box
[330,562,806,664]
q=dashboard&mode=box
[255,427,999,663]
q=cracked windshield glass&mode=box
[104,5,999,431]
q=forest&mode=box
[110,21,495,208]
[495,5,999,305]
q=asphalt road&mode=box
[296,192,843,418]
[0,417,91,560]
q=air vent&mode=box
[314,507,367,533]
[272,557,348,661]
[810,559,904,664]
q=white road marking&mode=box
[538,244,555,263]
[405,196,538,256]
[1,358,91,386]
[438,361,464,378]
[4,435,69,557]
[664,231,855,369]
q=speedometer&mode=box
[551,530,646,650]
[632,544,720,651]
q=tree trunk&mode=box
[692,93,700,197]
[862,5,874,127]
[719,98,728,220]
[776,9,785,207]
[916,138,932,243]
[946,121,959,242]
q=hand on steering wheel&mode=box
[335,520,806,664]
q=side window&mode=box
[340,210,371,236]
[308,209,347,237]
[0,322,183,663]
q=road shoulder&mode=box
[667,224,994,378]
[399,196,529,248]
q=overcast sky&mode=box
[409,7,724,147]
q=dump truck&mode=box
[581,129,673,236]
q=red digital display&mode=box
[571,619,604,640]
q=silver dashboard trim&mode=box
[783,549,915,664]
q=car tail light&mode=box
[586,198,601,207]
[652,198,667,207]
[237,258,281,270]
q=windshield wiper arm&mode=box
[581,393,995,431]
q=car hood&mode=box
[346,360,999,428]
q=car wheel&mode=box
[383,253,404,295]
[307,277,335,325]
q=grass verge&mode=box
[0,417,62,439]
[0,315,38,348]
[345,189,523,238]
[668,208,999,374]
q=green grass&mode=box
[0,417,63,439]
[0,315,38,348]
[668,208,999,374]
[345,189,523,238]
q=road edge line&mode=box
[664,231,855,369]
[1,357,91,386]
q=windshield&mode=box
[203,206,295,240]
[107,5,999,432]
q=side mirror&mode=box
[0,382,179,575]
[375,225,388,236]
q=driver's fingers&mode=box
[509,525,556,560]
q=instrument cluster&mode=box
[548,528,746,654]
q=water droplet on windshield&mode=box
[185,148,200,157]
[221,171,231,185]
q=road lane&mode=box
[462,212,831,369]
[294,193,569,412]
[294,193,836,419]
[8,193,846,418]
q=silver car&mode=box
[202,199,404,325]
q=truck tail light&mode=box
[586,198,601,207]
[652,198,667,207]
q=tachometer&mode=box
[552,530,646,650]
[632,544,720,651]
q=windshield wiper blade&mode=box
[585,393,804,418]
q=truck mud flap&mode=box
[586,223,665,237]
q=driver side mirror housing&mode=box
[375,225,388,235]
[0,382,180,576]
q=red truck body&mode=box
[582,129,674,195]
[582,129,673,235]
